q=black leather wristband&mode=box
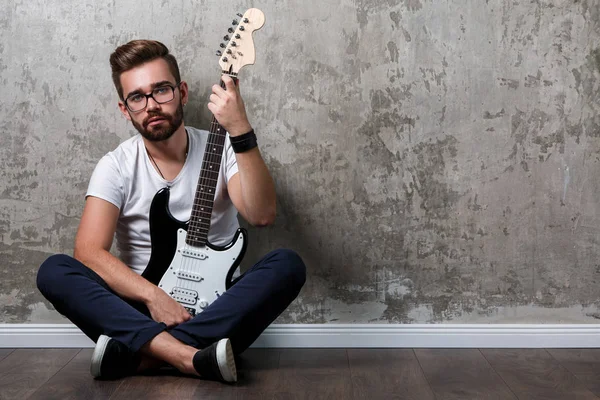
[230,129,258,153]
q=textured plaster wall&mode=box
[1,0,599,324]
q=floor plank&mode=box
[109,372,205,400]
[0,350,14,363]
[110,349,281,400]
[273,349,352,400]
[546,349,600,398]
[27,349,123,400]
[3,347,600,399]
[0,348,79,400]
[482,349,599,400]
[415,349,517,400]
[348,348,435,400]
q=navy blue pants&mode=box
[37,249,305,354]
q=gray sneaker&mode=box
[90,335,140,379]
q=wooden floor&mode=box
[1,348,600,399]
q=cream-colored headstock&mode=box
[218,8,265,74]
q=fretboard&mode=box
[185,75,236,247]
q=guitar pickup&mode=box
[175,270,203,282]
[172,287,198,305]
[181,249,208,260]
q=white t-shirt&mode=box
[85,126,239,275]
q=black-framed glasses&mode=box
[124,83,180,112]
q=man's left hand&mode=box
[208,74,253,137]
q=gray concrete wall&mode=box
[1,0,599,324]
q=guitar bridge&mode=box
[184,307,196,317]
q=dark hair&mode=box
[109,40,181,100]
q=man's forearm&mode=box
[74,247,157,304]
[234,147,276,226]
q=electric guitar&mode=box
[142,8,266,316]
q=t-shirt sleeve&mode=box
[224,134,239,183]
[85,154,124,209]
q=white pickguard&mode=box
[158,228,245,316]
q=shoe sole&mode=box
[216,338,237,383]
[90,334,110,378]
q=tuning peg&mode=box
[231,41,237,47]
[222,57,228,62]
[239,26,245,31]
[216,50,222,56]
[219,43,226,48]
[228,27,234,33]
[232,19,238,25]
[223,35,230,41]
[226,49,232,54]
[237,13,243,17]
[235,34,241,39]
[243,18,249,23]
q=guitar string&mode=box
[176,72,237,307]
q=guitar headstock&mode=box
[217,8,265,74]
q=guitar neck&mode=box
[185,76,236,247]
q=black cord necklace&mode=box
[146,130,189,180]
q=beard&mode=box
[131,101,184,142]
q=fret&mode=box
[187,231,209,238]
[193,198,216,205]
[189,222,211,229]
[192,200,215,207]
[201,157,223,162]
[194,191,217,197]
[190,220,211,227]
[195,190,216,198]
[198,172,219,178]
[189,213,212,221]
[197,178,219,185]
[201,161,222,168]
[199,170,220,178]
[193,195,215,201]
[187,229,210,236]
[199,165,221,171]
[191,208,213,215]
[193,197,214,204]
[185,81,233,247]
[207,133,225,140]
[204,146,224,150]
[203,145,224,152]
[199,168,220,174]
[196,177,219,184]
[188,223,209,230]
[187,233,209,240]
[188,229,209,236]
[190,218,211,225]
[191,209,213,216]
[192,198,214,203]
[187,231,209,237]
[195,178,218,184]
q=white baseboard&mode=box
[2,324,600,348]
